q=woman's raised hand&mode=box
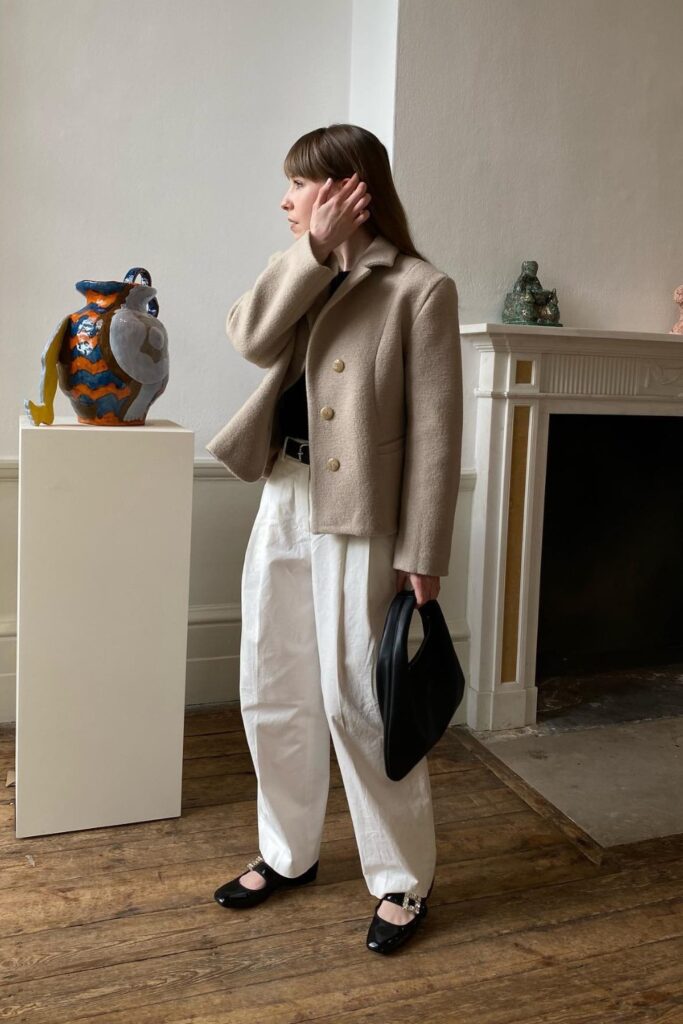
[309,172,372,263]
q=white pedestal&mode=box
[15,417,194,838]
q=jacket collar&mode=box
[327,232,399,273]
[307,233,399,331]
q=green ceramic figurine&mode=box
[502,260,562,326]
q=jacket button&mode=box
[332,359,345,372]
[326,457,340,471]
[320,406,335,420]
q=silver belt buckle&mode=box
[285,435,309,461]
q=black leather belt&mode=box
[283,436,310,464]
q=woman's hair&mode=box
[283,124,427,262]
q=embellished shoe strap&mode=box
[245,853,287,883]
[246,854,273,879]
[383,890,426,915]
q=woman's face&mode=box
[280,175,325,236]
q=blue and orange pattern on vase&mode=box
[62,279,136,424]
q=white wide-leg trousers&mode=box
[239,442,437,899]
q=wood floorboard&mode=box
[3,903,682,1023]
[0,792,536,893]
[1,707,682,1023]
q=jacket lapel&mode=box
[306,233,400,332]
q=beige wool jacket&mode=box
[206,228,463,578]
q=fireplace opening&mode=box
[535,413,683,725]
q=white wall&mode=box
[350,0,399,164]
[394,0,683,341]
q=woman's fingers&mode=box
[344,181,368,209]
[325,173,371,213]
[395,569,441,605]
[339,172,359,196]
[352,192,372,213]
[313,178,332,208]
[352,193,371,225]
[343,185,371,228]
[337,174,369,208]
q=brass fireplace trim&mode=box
[515,359,534,384]
[501,404,530,682]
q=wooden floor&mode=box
[2,705,683,1023]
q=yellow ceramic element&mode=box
[24,316,71,426]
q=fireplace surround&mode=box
[459,323,683,731]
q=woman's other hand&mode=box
[395,569,440,607]
[309,172,372,261]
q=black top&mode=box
[277,269,350,443]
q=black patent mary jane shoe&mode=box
[366,881,433,955]
[213,854,319,910]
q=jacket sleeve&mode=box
[226,228,337,368]
[392,275,463,578]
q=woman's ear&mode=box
[329,177,349,195]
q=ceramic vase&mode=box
[25,267,169,427]
[59,267,169,425]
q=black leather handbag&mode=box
[375,590,466,781]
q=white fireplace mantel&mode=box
[458,322,683,731]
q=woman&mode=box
[207,124,463,954]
